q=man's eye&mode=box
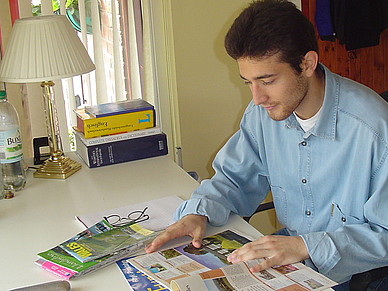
[262,80,274,85]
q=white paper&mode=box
[76,195,184,231]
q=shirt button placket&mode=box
[299,138,312,232]
[300,140,309,188]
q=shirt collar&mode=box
[284,64,338,141]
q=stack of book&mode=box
[35,220,161,280]
[73,99,168,168]
[35,196,181,280]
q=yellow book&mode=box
[75,108,155,139]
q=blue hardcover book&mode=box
[85,99,154,118]
[75,133,168,168]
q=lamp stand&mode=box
[33,81,81,179]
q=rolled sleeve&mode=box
[173,197,231,226]
[300,232,341,276]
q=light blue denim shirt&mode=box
[175,65,388,283]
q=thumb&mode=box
[192,238,203,248]
[191,226,206,248]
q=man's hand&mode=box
[144,214,208,253]
[227,235,309,272]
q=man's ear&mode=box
[301,51,319,77]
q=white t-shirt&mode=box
[294,106,322,132]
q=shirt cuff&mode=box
[173,197,230,226]
[300,231,341,275]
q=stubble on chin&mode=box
[266,105,294,121]
[267,75,309,121]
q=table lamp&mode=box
[0,15,95,179]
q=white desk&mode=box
[0,153,264,291]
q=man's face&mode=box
[238,54,309,121]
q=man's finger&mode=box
[145,214,208,253]
[144,233,169,253]
[250,258,274,273]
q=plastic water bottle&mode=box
[0,90,26,198]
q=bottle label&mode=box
[0,129,23,163]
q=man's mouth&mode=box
[262,104,276,111]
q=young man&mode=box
[145,1,388,289]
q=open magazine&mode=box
[119,229,337,291]
[170,259,336,291]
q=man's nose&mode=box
[251,84,267,105]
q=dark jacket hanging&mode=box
[315,0,388,50]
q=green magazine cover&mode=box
[36,219,115,279]
[36,220,155,279]
[59,223,159,263]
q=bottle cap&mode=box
[0,90,6,100]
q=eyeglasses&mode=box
[103,207,150,227]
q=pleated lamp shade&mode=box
[0,15,95,83]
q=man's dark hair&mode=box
[224,0,318,73]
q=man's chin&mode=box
[267,111,291,121]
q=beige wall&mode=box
[170,0,252,180]
[170,0,300,180]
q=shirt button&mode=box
[305,210,311,216]
[301,141,307,146]
[302,179,307,184]
[342,217,346,222]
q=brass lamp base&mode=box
[33,150,82,179]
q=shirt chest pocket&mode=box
[327,202,364,231]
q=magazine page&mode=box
[170,274,207,291]
[128,229,254,286]
[117,259,170,290]
[170,259,337,291]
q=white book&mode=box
[73,126,162,146]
